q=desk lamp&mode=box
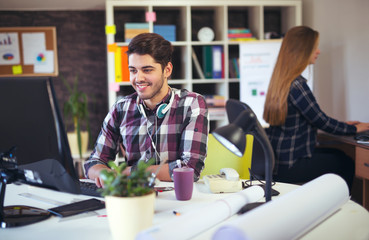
[212,109,274,202]
[0,147,51,228]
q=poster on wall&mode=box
[240,40,313,127]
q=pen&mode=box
[173,211,181,216]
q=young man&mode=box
[84,33,209,187]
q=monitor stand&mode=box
[0,169,51,228]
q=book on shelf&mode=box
[228,28,251,34]
[206,94,226,119]
[229,58,240,79]
[204,95,226,108]
[154,25,176,42]
[228,33,253,38]
[229,60,236,78]
[228,28,256,41]
[125,23,149,42]
[192,47,205,79]
[232,58,240,78]
[208,107,226,119]
[221,50,225,79]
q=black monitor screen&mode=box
[0,77,80,194]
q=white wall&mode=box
[302,0,369,122]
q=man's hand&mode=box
[87,164,111,188]
[88,163,133,188]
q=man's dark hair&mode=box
[127,33,173,71]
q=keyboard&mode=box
[79,181,102,197]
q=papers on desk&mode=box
[136,186,264,240]
[212,173,350,240]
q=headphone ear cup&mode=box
[139,104,147,118]
[156,104,168,119]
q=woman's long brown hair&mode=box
[263,26,319,126]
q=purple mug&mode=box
[173,167,194,201]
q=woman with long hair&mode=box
[263,26,369,191]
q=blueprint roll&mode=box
[136,186,264,240]
[212,174,350,240]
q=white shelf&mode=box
[105,0,302,129]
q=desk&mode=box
[318,133,369,210]
[1,181,369,240]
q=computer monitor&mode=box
[0,77,81,194]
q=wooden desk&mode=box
[318,133,369,210]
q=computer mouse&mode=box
[355,135,369,141]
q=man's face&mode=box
[128,53,172,109]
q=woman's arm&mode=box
[289,78,356,135]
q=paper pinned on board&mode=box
[0,32,21,65]
[22,32,46,65]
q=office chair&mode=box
[226,99,274,179]
[200,133,254,179]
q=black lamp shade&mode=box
[212,124,246,158]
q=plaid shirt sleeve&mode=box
[83,100,124,176]
[172,91,209,181]
[290,77,356,135]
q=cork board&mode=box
[0,27,58,77]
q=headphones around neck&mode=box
[136,89,175,119]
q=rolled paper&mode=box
[136,186,264,240]
[212,174,350,240]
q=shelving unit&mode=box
[105,0,302,129]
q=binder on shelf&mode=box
[212,46,223,79]
[192,47,205,79]
[121,46,129,82]
[115,46,122,82]
[202,46,213,79]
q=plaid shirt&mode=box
[266,76,356,172]
[84,88,209,180]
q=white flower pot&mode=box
[67,131,88,157]
[105,192,155,240]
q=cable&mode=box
[146,116,162,165]
[242,168,276,189]
[146,116,168,187]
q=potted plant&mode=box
[99,160,156,240]
[61,74,90,159]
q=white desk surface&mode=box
[1,180,369,240]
